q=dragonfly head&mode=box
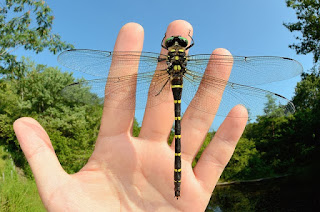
[164,36,188,48]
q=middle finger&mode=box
[139,20,194,141]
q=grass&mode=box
[0,146,45,212]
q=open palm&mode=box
[13,20,247,212]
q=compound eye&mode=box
[165,37,175,48]
[177,36,188,47]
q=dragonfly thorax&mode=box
[167,46,187,77]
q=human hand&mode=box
[13,20,248,212]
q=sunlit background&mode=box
[13,0,314,128]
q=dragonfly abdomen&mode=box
[172,77,183,198]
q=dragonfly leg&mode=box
[161,33,168,50]
[157,57,167,62]
[155,77,170,96]
[185,30,194,50]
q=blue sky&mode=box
[14,0,314,128]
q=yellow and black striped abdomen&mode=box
[171,77,183,198]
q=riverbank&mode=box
[217,174,289,186]
[0,146,45,212]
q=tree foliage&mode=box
[293,69,320,111]
[192,131,215,167]
[238,68,320,179]
[284,0,320,63]
[0,61,103,175]
[0,0,73,77]
[291,70,320,156]
[220,138,262,181]
[281,0,320,179]
[218,13,320,177]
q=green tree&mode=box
[0,0,73,77]
[220,138,260,181]
[242,93,298,177]
[193,131,215,167]
[293,69,320,111]
[263,94,287,117]
[244,115,296,174]
[242,70,320,177]
[132,118,141,137]
[284,0,320,63]
[291,70,320,161]
[0,60,103,175]
[283,0,320,175]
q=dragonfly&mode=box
[57,33,303,199]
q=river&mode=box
[206,173,320,211]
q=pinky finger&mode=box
[193,105,248,193]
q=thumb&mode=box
[13,117,68,200]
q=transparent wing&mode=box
[187,54,303,85]
[182,70,295,118]
[58,49,167,77]
[61,70,172,110]
[62,68,294,119]
[58,50,303,85]
[59,49,300,119]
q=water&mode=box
[206,173,320,211]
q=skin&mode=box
[13,20,248,212]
